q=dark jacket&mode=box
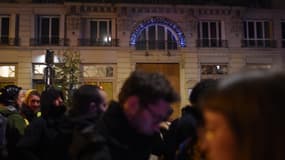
[20,104,38,124]
[72,101,159,160]
[0,104,26,160]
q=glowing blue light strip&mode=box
[130,17,186,47]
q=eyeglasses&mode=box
[145,106,173,123]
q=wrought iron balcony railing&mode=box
[196,39,228,48]
[78,39,119,47]
[0,37,20,46]
[241,39,277,48]
[30,38,69,46]
[135,40,178,50]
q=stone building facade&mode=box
[0,1,284,118]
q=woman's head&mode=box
[201,71,285,160]
[24,89,41,112]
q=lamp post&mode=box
[43,49,55,90]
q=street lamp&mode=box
[43,49,55,90]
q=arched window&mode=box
[135,24,178,50]
[130,17,186,50]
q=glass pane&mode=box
[136,29,146,50]
[282,22,285,39]
[33,64,46,75]
[210,22,217,39]
[41,18,50,44]
[91,21,98,41]
[1,17,9,43]
[0,66,15,78]
[148,25,155,49]
[167,30,177,50]
[83,65,114,78]
[248,22,254,38]
[51,18,59,44]
[99,21,107,42]
[264,21,270,39]
[202,22,209,39]
[157,25,165,49]
[243,21,247,38]
[256,22,263,39]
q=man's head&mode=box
[119,71,179,135]
[71,85,106,116]
[0,85,22,107]
[40,87,65,118]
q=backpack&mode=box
[0,113,8,158]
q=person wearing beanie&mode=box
[0,85,26,160]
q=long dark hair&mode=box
[201,70,285,160]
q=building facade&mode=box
[0,1,284,118]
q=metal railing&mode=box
[78,39,119,47]
[30,38,69,46]
[196,39,228,48]
[0,37,20,46]
[135,40,178,50]
[241,39,277,48]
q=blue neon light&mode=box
[130,17,186,47]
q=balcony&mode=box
[0,37,20,46]
[196,39,228,48]
[241,39,277,48]
[78,39,119,47]
[30,38,69,46]
[135,40,178,50]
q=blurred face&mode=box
[202,110,237,160]
[130,99,172,135]
[27,95,40,112]
[53,96,64,107]
[99,90,108,112]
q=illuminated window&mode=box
[0,64,16,88]
[83,64,114,78]
[200,64,228,79]
[82,64,116,100]
[0,65,15,78]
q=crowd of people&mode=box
[0,70,284,160]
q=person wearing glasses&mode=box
[70,71,179,160]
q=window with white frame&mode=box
[135,24,178,50]
[0,64,16,88]
[90,19,112,43]
[80,19,114,46]
[243,20,274,48]
[35,16,59,45]
[200,63,228,79]
[281,21,285,48]
[197,21,226,47]
[0,16,9,45]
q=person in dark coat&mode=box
[0,85,26,160]
[163,79,217,160]
[20,89,41,125]
[70,71,179,160]
[17,87,67,160]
